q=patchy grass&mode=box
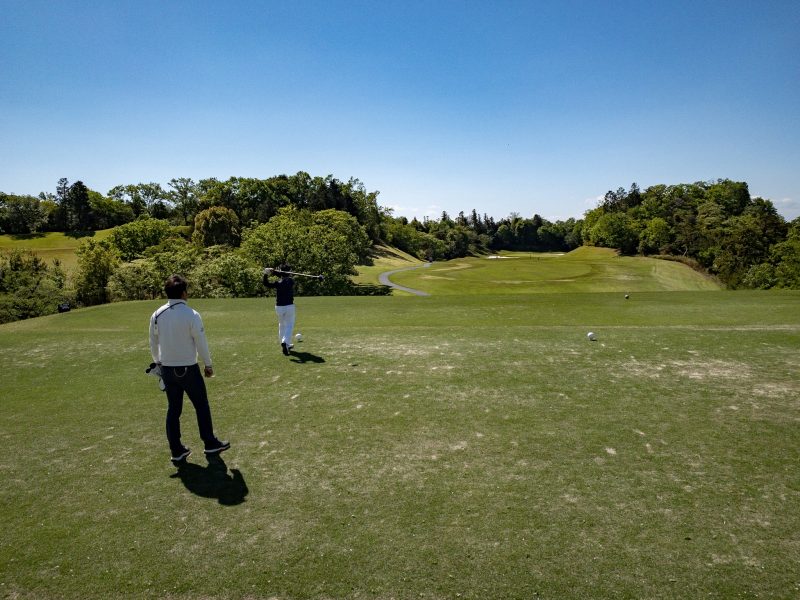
[1,290,799,599]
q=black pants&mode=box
[162,364,216,453]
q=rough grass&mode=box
[1,289,799,599]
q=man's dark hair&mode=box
[164,274,188,299]
[279,263,291,273]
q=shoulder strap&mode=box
[154,301,186,324]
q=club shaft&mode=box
[271,269,322,279]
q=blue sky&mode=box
[2,0,799,221]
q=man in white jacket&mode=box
[149,274,230,464]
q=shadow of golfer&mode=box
[289,350,325,364]
[170,454,248,505]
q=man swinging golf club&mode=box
[263,263,297,355]
[149,274,230,464]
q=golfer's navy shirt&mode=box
[263,276,294,306]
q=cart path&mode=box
[378,262,432,296]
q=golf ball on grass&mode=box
[295,333,303,342]
[587,332,597,341]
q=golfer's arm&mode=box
[148,319,160,363]
[192,316,213,368]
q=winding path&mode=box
[378,262,432,296]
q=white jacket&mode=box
[149,299,212,367]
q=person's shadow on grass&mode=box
[289,350,325,364]
[170,454,248,505]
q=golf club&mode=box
[266,267,324,281]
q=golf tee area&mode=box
[1,250,799,599]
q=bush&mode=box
[0,250,71,323]
[188,249,262,298]
[108,218,172,261]
[193,207,240,247]
[74,240,120,306]
[108,259,163,301]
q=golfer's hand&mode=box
[263,267,273,276]
[204,366,214,378]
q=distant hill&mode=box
[0,229,113,271]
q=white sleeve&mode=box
[149,314,160,363]
[191,311,213,367]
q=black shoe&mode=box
[281,342,289,355]
[204,440,231,455]
[171,447,191,463]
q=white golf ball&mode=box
[295,333,303,342]
[587,332,597,341]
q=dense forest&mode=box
[1,174,798,323]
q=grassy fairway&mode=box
[352,244,423,286]
[1,288,799,599]
[387,247,722,294]
[0,230,113,271]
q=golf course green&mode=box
[1,249,798,599]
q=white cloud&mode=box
[388,204,443,220]
[767,197,800,220]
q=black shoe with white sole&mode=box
[171,447,191,463]
[204,440,231,455]
[281,342,289,355]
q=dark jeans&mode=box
[162,364,216,453]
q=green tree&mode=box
[638,217,671,254]
[770,230,800,288]
[67,181,93,230]
[143,237,202,282]
[587,212,638,254]
[742,218,800,289]
[109,218,172,261]
[88,191,135,229]
[193,206,240,247]
[188,249,263,298]
[712,201,786,288]
[311,209,372,264]
[108,183,169,218]
[0,250,70,323]
[345,177,383,241]
[108,184,146,217]
[107,258,163,301]
[168,178,199,225]
[241,207,364,294]
[73,239,120,305]
[0,193,49,233]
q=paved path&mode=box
[378,262,432,296]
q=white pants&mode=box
[275,304,296,345]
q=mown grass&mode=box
[352,244,423,287]
[1,285,799,599]
[0,229,113,271]
[386,247,722,294]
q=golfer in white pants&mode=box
[263,264,296,356]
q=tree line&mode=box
[1,174,798,323]
[580,180,799,289]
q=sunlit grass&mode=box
[1,289,799,599]
[388,247,722,294]
[0,229,113,271]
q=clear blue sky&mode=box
[2,0,799,221]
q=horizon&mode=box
[2,1,799,222]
